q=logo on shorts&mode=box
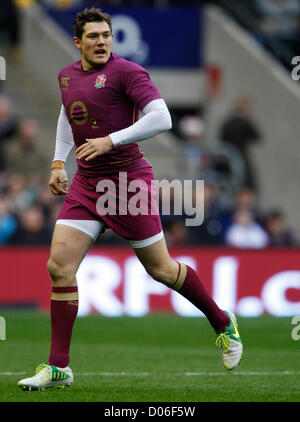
[95,74,106,89]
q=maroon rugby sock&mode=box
[174,263,229,333]
[48,286,78,368]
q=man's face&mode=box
[74,21,113,70]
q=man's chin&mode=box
[91,56,109,68]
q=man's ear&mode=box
[73,37,81,50]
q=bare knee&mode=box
[47,256,76,286]
[145,261,178,286]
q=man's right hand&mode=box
[49,160,68,195]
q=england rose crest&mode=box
[95,74,106,89]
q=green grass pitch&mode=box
[0,311,299,402]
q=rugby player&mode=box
[18,8,242,391]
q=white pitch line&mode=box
[180,371,300,376]
[0,372,26,376]
[77,372,150,376]
[1,371,300,377]
[74,371,300,377]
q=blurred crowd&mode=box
[161,184,298,248]
[209,0,300,70]
[173,97,261,192]
[167,93,298,248]
[253,0,300,57]
[12,0,205,10]
[0,94,62,246]
[0,93,297,249]
[8,0,300,69]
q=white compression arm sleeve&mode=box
[109,98,172,147]
[53,105,74,162]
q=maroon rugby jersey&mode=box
[58,53,162,176]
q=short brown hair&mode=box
[73,8,112,40]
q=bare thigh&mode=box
[47,224,95,287]
[133,238,178,286]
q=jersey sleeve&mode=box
[122,63,162,111]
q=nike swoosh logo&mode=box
[230,314,240,339]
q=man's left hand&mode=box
[76,136,114,161]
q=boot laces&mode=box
[216,333,231,353]
[34,363,52,383]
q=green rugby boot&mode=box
[18,363,73,391]
[216,311,243,370]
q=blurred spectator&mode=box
[225,207,269,249]
[179,114,205,141]
[235,186,259,214]
[212,143,246,189]
[4,118,51,176]
[9,205,52,245]
[0,196,18,245]
[178,111,248,197]
[178,114,211,175]
[255,0,300,55]
[217,185,261,236]
[36,180,62,222]
[0,96,18,171]
[5,173,36,214]
[159,183,182,224]
[188,182,225,246]
[219,97,261,190]
[263,210,298,246]
[164,219,190,247]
